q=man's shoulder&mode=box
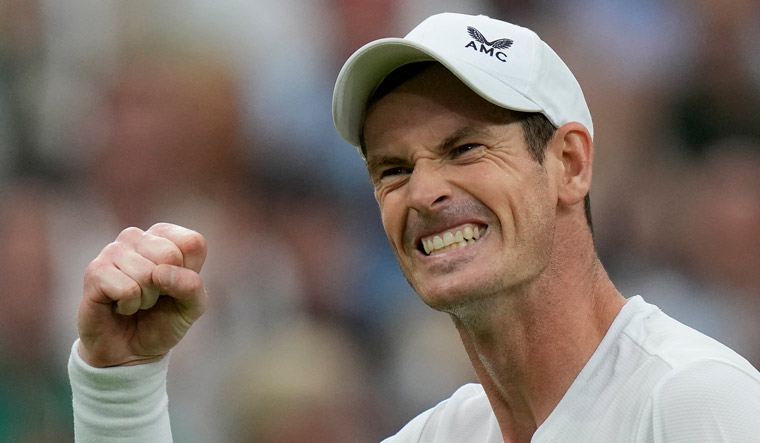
[618,298,760,440]
[534,297,760,442]
[621,296,756,373]
[382,383,501,443]
[638,359,760,441]
[652,358,760,401]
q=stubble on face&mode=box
[364,64,559,314]
[408,178,556,316]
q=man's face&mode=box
[363,65,559,311]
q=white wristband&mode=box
[68,340,173,442]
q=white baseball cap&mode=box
[332,12,593,149]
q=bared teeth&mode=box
[421,224,484,255]
[443,232,454,247]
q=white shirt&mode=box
[383,296,760,442]
[69,296,760,442]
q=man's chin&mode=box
[400,257,507,312]
[413,279,489,313]
[410,269,532,316]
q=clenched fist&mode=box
[76,223,208,367]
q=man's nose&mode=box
[407,161,451,213]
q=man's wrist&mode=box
[68,339,173,441]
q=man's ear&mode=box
[549,122,593,207]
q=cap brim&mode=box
[332,38,542,148]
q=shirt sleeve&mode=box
[67,340,173,443]
[647,359,760,442]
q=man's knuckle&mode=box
[100,241,123,257]
[120,279,142,299]
[181,232,206,254]
[117,226,144,241]
[85,257,110,279]
[158,246,184,266]
[184,274,204,293]
[188,281,205,295]
[134,266,155,286]
[147,222,170,233]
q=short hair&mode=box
[360,61,592,232]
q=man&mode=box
[69,13,760,442]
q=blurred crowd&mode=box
[1,0,759,441]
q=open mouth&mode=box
[419,223,486,256]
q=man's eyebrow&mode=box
[365,126,498,171]
[435,126,493,153]
[365,155,408,174]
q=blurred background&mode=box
[1,0,759,441]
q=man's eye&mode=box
[450,144,482,157]
[380,167,410,178]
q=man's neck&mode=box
[449,233,625,442]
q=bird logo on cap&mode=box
[467,26,514,49]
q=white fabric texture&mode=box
[68,341,173,442]
[384,296,760,442]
